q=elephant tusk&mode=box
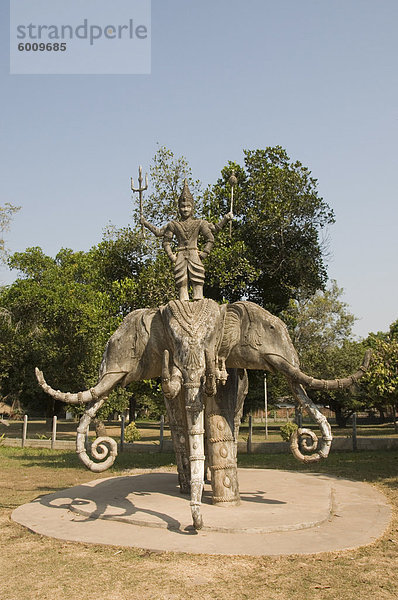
[306,349,372,390]
[35,367,124,405]
[265,350,372,391]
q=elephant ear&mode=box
[218,304,241,361]
[142,308,158,337]
[101,309,154,374]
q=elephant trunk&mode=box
[161,350,182,399]
[267,350,371,391]
[289,383,333,463]
[35,368,124,405]
[76,397,118,472]
[185,385,205,530]
[204,349,217,396]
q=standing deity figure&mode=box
[141,179,232,301]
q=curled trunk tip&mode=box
[290,428,328,463]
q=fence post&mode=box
[159,415,164,452]
[264,374,268,439]
[247,415,253,454]
[120,415,125,452]
[51,415,57,450]
[295,408,303,428]
[352,412,357,451]
[22,414,28,448]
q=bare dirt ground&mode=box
[1,447,398,600]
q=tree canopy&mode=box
[0,146,344,417]
[362,324,398,420]
[0,203,20,266]
[279,281,366,426]
[204,147,335,311]
[0,247,110,414]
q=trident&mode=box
[131,165,148,235]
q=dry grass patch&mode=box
[1,448,398,600]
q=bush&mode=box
[280,422,298,442]
[124,422,141,443]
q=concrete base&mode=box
[12,468,391,556]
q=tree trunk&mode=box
[45,398,55,427]
[333,404,349,428]
[129,394,137,423]
[94,418,107,438]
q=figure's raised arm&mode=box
[210,211,233,234]
[140,216,167,238]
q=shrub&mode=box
[279,422,298,442]
[124,422,141,443]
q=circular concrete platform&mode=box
[12,468,391,556]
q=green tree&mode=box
[280,281,363,427]
[0,145,338,421]
[0,247,111,415]
[90,224,175,322]
[140,145,203,226]
[0,203,20,265]
[1,234,170,417]
[134,145,334,310]
[389,319,398,340]
[363,333,398,426]
[204,147,335,310]
[281,280,355,356]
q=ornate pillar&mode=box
[205,369,248,506]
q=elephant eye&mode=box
[270,325,275,330]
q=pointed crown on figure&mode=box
[178,179,194,209]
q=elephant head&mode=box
[159,298,226,529]
[219,301,371,462]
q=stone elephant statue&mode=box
[36,299,370,530]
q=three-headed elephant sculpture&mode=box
[36,299,370,530]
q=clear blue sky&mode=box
[1,0,397,338]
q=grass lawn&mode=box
[1,446,398,600]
